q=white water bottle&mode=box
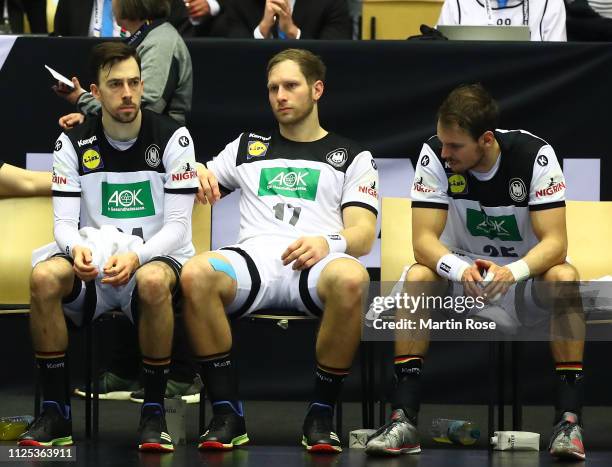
[491,431,540,451]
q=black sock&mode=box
[36,351,68,412]
[311,363,349,412]
[555,362,584,423]
[142,356,170,406]
[198,352,239,412]
[391,355,423,422]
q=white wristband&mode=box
[506,259,530,282]
[325,234,347,254]
[436,254,471,282]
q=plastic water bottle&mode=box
[0,416,34,440]
[431,418,480,445]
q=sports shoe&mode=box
[137,403,174,453]
[18,401,73,447]
[130,375,203,404]
[74,371,141,400]
[302,403,342,453]
[549,411,585,460]
[365,408,421,456]
[198,401,249,450]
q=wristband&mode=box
[506,259,530,282]
[325,234,347,254]
[436,254,471,282]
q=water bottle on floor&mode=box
[0,416,34,440]
[431,418,480,445]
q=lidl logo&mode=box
[102,181,155,218]
[258,167,320,200]
[448,174,467,194]
[82,148,103,172]
[247,140,269,159]
[466,208,522,241]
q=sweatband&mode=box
[506,259,530,282]
[324,234,347,254]
[436,254,471,282]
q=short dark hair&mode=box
[115,0,171,21]
[437,84,499,140]
[267,48,326,85]
[90,42,141,84]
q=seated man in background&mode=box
[19,42,199,452]
[187,48,377,452]
[225,0,352,39]
[366,84,585,461]
[437,0,567,41]
[0,162,50,197]
[54,0,192,128]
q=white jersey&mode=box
[52,110,199,263]
[437,0,567,41]
[207,130,379,246]
[411,129,566,260]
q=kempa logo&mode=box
[258,167,320,200]
[77,135,97,147]
[466,208,523,241]
[102,181,155,218]
[248,132,271,141]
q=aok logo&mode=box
[466,208,522,241]
[102,181,155,218]
[258,167,320,200]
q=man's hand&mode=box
[196,162,221,205]
[72,245,98,281]
[475,259,515,301]
[272,0,298,37]
[281,236,329,271]
[59,112,85,130]
[101,252,140,287]
[52,77,86,105]
[461,264,484,298]
[184,0,210,19]
[258,0,278,36]
[259,0,298,38]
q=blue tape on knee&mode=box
[208,258,237,281]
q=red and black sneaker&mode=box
[302,403,342,453]
[18,401,73,447]
[198,401,249,450]
[137,403,174,453]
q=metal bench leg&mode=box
[488,341,496,442]
[512,341,522,430]
[92,322,99,440]
[85,324,92,439]
[497,342,505,431]
[336,399,343,439]
[360,342,369,428]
